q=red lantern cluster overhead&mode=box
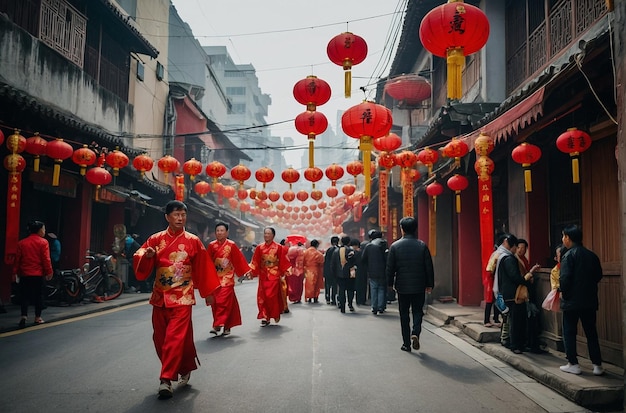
[106,148,129,177]
[25,133,47,172]
[326,32,368,98]
[157,155,180,185]
[183,158,202,181]
[73,145,97,176]
[342,101,393,198]
[132,153,154,179]
[419,1,490,100]
[384,74,432,106]
[511,142,542,192]
[46,138,73,186]
[556,127,592,184]
[293,75,331,112]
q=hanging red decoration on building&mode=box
[556,127,592,184]
[72,145,97,176]
[182,158,203,181]
[25,133,47,172]
[416,147,439,176]
[384,74,432,106]
[442,137,469,168]
[230,164,251,188]
[326,32,368,98]
[157,155,180,185]
[105,147,129,177]
[205,160,227,188]
[175,174,185,201]
[511,142,542,192]
[46,138,73,186]
[373,132,402,153]
[342,101,393,198]
[346,160,363,186]
[6,129,26,154]
[132,153,154,179]
[293,75,332,111]
[426,181,444,256]
[86,154,112,202]
[281,167,300,189]
[4,153,26,264]
[473,132,495,293]
[194,181,211,197]
[325,163,344,186]
[255,166,275,189]
[447,174,469,213]
[419,1,490,100]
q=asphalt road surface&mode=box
[0,280,581,413]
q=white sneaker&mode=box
[559,363,582,375]
[158,381,173,398]
[592,364,605,376]
[179,372,191,386]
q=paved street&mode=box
[1,281,586,413]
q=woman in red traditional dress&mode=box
[303,239,324,303]
[286,242,305,303]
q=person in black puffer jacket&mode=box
[386,217,434,352]
[361,230,387,314]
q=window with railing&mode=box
[39,0,86,68]
[505,0,607,93]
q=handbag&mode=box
[514,284,529,304]
[541,289,560,312]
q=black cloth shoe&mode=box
[18,318,26,329]
[400,344,411,352]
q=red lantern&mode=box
[296,190,309,202]
[4,153,26,172]
[239,201,251,213]
[419,1,490,100]
[326,32,368,98]
[255,166,275,188]
[474,156,494,179]
[311,189,323,201]
[256,190,268,201]
[158,155,180,184]
[474,132,494,156]
[416,147,439,176]
[410,169,421,182]
[205,161,227,187]
[46,138,73,186]
[442,138,469,168]
[426,181,444,212]
[511,142,542,192]
[194,181,211,197]
[325,164,344,186]
[342,184,356,196]
[342,101,393,197]
[384,74,431,106]
[447,174,469,213]
[326,186,339,198]
[283,190,296,203]
[228,197,239,210]
[231,164,251,187]
[373,133,402,152]
[132,153,154,179]
[346,161,364,177]
[106,148,130,177]
[303,167,324,184]
[378,152,396,169]
[281,167,300,189]
[268,191,281,203]
[222,185,236,199]
[72,145,97,176]
[86,154,112,201]
[237,188,248,200]
[0,129,4,146]
[556,128,592,184]
[396,150,418,169]
[183,158,203,181]
[6,129,26,154]
[293,75,331,111]
[25,133,47,172]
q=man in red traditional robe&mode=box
[134,201,219,399]
[303,239,325,303]
[206,222,250,337]
[249,227,291,326]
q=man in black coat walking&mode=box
[386,217,434,352]
[323,236,339,305]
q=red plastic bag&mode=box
[541,289,560,312]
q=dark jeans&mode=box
[562,309,602,365]
[19,276,44,318]
[397,292,425,347]
[483,302,501,324]
[355,272,368,305]
[508,301,527,351]
[324,274,336,303]
[336,278,355,309]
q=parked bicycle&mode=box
[80,251,123,302]
[45,269,84,305]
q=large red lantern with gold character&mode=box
[420,1,490,100]
[106,148,129,177]
[86,154,112,201]
[230,164,251,188]
[255,166,275,189]
[194,181,210,197]
[327,32,368,98]
[72,145,97,176]
[183,158,203,181]
[442,137,469,168]
[556,128,591,184]
[281,167,300,189]
[325,164,344,186]
[132,153,154,179]
[384,74,432,106]
[25,133,47,172]
[511,142,542,192]
[293,75,331,111]
[205,161,227,187]
[295,111,328,169]
[342,101,393,197]
[158,155,180,185]
[46,138,73,186]
[416,147,439,176]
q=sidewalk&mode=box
[425,302,624,412]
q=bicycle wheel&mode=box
[101,275,123,301]
[64,273,85,304]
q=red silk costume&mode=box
[134,228,219,382]
[249,241,291,321]
[303,246,324,300]
[286,245,305,302]
[207,238,250,330]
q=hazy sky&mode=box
[171,0,406,167]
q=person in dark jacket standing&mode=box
[332,235,356,313]
[386,217,434,352]
[323,236,339,305]
[558,225,604,376]
[361,229,387,315]
[355,237,369,305]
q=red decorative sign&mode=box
[379,170,388,228]
[5,172,22,264]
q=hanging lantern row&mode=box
[511,142,541,192]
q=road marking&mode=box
[0,301,149,338]
[423,322,588,413]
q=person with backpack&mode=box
[331,235,356,313]
[361,229,388,315]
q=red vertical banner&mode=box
[402,169,414,217]
[474,133,495,280]
[5,172,22,264]
[175,174,185,201]
[379,169,388,229]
